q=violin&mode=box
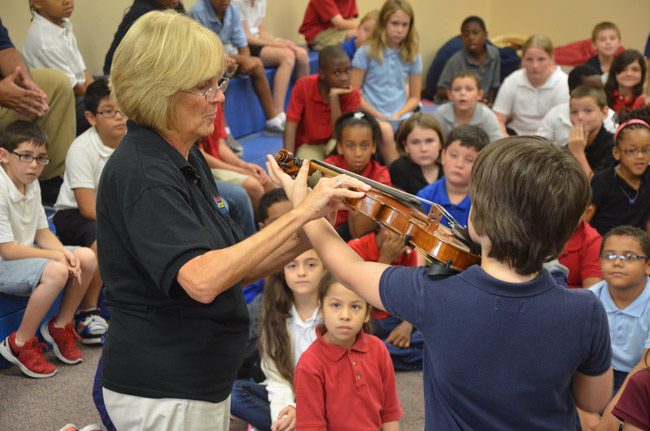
[275,150,481,274]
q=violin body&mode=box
[275,150,480,272]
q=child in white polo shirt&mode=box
[54,79,125,345]
[0,121,96,378]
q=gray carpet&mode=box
[0,346,424,430]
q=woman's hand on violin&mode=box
[385,321,413,348]
[266,155,369,222]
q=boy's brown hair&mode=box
[600,225,650,257]
[470,136,590,275]
[570,85,607,109]
[450,70,481,91]
[0,120,49,153]
[444,124,489,150]
[591,21,621,42]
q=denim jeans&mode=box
[230,380,272,430]
[215,181,256,237]
[373,315,424,371]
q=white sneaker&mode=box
[264,114,285,134]
[75,308,109,345]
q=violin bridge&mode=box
[427,206,443,227]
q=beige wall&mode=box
[2,0,648,80]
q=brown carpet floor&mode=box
[0,346,424,430]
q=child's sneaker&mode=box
[0,332,57,378]
[75,308,108,345]
[264,114,285,135]
[40,318,83,365]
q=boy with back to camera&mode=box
[436,16,501,105]
[284,45,361,160]
[268,135,613,429]
[53,79,124,345]
[416,124,489,229]
[586,22,623,77]
[579,226,650,431]
[0,121,96,378]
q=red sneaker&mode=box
[0,332,57,378]
[40,318,83,365]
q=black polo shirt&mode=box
[388,155,442,195]
[0,18,15,51]
[590,168,650,236]
[585,125,615,174]
[96,123,248,403]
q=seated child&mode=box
[612,351,650,431]
[558,219,603,289]
[299,0,359,51]
[537,64,617,147]
[199,103,274,211]
[0,121,96,378]
[341,10,378,60]
[53,79,122,345]
[351,0,422,165]
[349,227,423,371]
[23,0,93,97]
[437,16,501,105]
[389,112,444,195]
[587,107,650,235]
[323,110,390,241]
[190,0,285,133]
[23,0,94,134]
[581,226,650,429]
[493,35,569,136]
[294,277,402,430]
[417,124,489,229]
[586,22,623,77]
[433,71,503,142]
[233,0,310,119]
[605,49,647,113]
[566,85,615,177]
[284,45,361,160]
[231,249,328,431]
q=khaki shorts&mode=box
[211,168,249,186]
[103,388,230,431]
[296,139,337,186]
[311,28,349,51]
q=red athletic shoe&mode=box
[40,318,83,365]
[0,332,57,378]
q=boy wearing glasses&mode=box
[581,225,650,430]
[0,120,96,378]
[52,78,126,345]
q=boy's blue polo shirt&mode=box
[379,265,611,430]
[589,277,650,372]
[190,0,247,54]
[416,176,471,228]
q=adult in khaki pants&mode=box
[0,18,75,183]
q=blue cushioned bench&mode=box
[224,50,319,138]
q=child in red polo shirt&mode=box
[323,110,390,240]
[349,227,423,370]
[558,220,603,288]
[294,277,402,430]
[284,45,361,161]
[299,0,358,51]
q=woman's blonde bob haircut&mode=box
[110,10,225,132]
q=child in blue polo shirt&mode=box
[416,125,489,229]
[581,225,650,430]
